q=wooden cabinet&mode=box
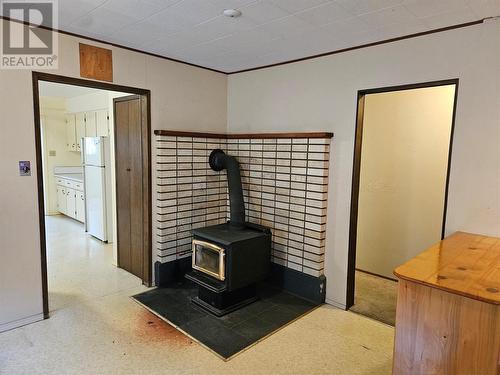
[85,111,97,137]
[393,232,500,375]
[65,114,77,151]
[57,186,67,214]
[96,109,109,136]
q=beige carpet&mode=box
[350,271,398,326]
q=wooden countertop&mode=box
[394,232,500,305]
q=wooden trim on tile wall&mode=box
[345,78,459,310]
[32,71,153,318]
[154,130,334,139]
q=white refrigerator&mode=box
[82,137,113,242]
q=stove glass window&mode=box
[192,240,225,280]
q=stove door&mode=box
[192,240,225,281]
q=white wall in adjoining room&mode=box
[0,19,227,332]
[227,20,500,309]
[63,89,132,266]
[356,86,455,280]
[40,96,82,215]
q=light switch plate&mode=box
[19,161,31,176]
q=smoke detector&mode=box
[223,9,242,18]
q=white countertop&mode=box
[55,173,84,183]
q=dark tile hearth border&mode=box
[154,259,327,305]
[133,280,320,360]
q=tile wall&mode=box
[155,134,331,277]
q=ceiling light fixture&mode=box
[223,9,242,18]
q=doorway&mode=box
[347,80,459,324]
[32,72,152,318]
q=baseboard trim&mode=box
[356,268,398,282]
[0,313,44,333]
[267,263,326,304]
[325,298,347,310]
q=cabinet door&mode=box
[96,109,109,137]
[66,188,76,219]
[75,113,86,152]
[65,114,76,151]
[85,111,97,137]
[57,186,67,214]
[76,192,85,223]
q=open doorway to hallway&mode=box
[347,81,458,325]
[33,74,152,317]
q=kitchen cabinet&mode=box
[66,110,109,148]
[56,175,85,223]
[96,109,109,136]
[76,192,85,222]
[56,186,67,215]
[75,114,85,152]
[66,188,76,218]
[65,114,77,151]
[85,111,97,137]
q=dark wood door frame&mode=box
[346,79,459,309]
[32,72,152,318]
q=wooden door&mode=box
[114,95,150,282]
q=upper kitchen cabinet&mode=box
[96,109,109,136]
[65,109,109,153]
[75,113,85,152]
[85,111,97,137]
[65,113,77,151]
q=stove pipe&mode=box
[209,149,245,228]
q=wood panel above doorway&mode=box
[79,43,113,82]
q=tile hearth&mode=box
[133,281,319,360]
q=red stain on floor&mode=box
[133,309,193,346]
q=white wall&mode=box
[227,20,500,308]
[356,86,455,279]
[0,19,227,332]
[40,97,82,215]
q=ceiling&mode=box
[39,81,108,98]
[3,0,499,73]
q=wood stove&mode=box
[185,149,271,316]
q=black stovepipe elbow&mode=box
[209,149,245,228]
